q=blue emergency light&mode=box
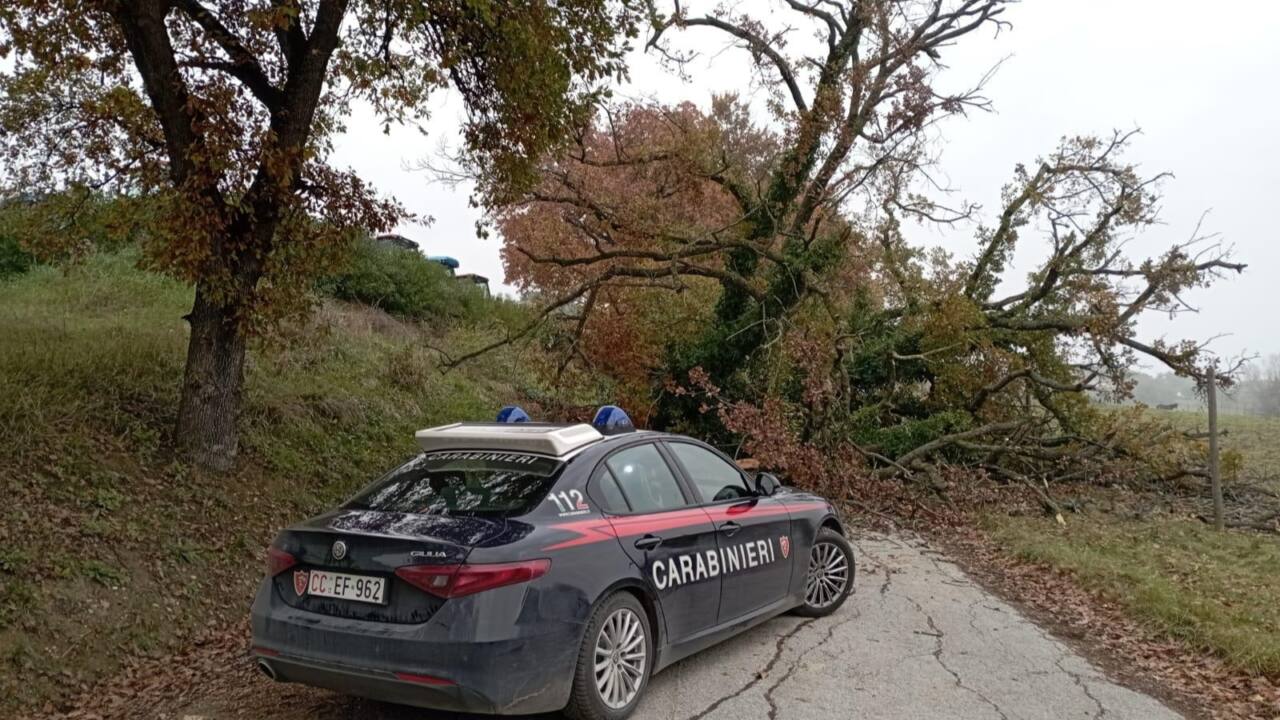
[592,405,635,435]
[496,405,531,423]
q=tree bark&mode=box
[174,284,247,472]
[108,1,347,472]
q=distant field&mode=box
[1151,409,1280,486]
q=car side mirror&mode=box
[754,472,782,497]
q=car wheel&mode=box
[565,591,652,720]
[793,527,855,617]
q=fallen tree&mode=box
[458,0,1248,505]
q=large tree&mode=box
[490,0,1014,391]
[0,0,636,470]
[491,1,1246,500]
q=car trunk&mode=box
[272,509,506,624]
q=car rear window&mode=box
[344,451,564,518]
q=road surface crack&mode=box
[682,619,816,720]
[1056,655,1108,719]
[916,548,973,587]
[848,537,894,595]
[763,608,862,720]
[904,592,1011,720]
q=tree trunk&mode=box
[174,284,248,472]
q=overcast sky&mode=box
[330,0,1280,364]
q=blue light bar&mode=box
[496,405,531,423]
[592,405,635,435]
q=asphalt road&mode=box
[171,532,1181,720]
[630,532,1179,720]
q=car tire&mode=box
[793,527,855,617]
[564,591,652,720]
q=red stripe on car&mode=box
[543,501,829,550]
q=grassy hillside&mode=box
[0,252,543,713]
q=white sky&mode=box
[331,0,1280,362]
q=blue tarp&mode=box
[427,255,460,269]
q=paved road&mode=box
[170,532,1181,720]
[630,532,1178,720]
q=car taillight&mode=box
[266,545,297,576]
[396,559,550,599]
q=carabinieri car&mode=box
[250,406,855,719]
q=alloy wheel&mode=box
[593,607,646,709]
[805,540,850,609]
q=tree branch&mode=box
[881,419,1025,475]
[653,12,809,114]
[173,0,284,109]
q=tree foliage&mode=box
[0,0,637,469]
[493,0,1247,507]
[496,101,751,410]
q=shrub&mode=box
[0,233,34,279]
[0,192,146,276]
[319,239,490,322]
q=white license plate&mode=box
[302,569,387,604]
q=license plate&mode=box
[299,569,387,604]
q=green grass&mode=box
[988,513,1280,676]
[1152,409,1280,486]
[0,250,549,713]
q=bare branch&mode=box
[649,9,809,114]
[173,0,284,109]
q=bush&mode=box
[0,234,34,279]
[319,239,491,322]
[0,191,146,274]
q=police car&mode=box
[250,406,855,719]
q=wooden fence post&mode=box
[1208,366,1225,531]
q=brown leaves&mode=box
[495,102,754,391]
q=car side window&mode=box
[604,444,688,513]
[591,469,631,513]
[668,443,752,503]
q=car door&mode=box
[592,442,722,642]
[665,441,794,623]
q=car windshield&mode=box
[344,451,564,518]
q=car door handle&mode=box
[634,535,663,551]
[719,521,742,537]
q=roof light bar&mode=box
[592,405,635,435]
[415,422,603,456]
[496,405,531,423]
